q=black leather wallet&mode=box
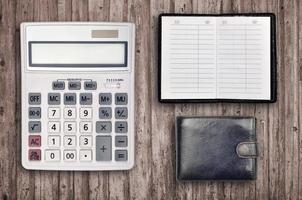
[176,117,258,181]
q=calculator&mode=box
[21,22,135,170]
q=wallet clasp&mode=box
[236,142,258,158]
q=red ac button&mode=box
[28,135,41,147]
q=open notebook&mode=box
[159,14,276,103]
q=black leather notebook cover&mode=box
[176,117,257,181]
[159,13,277,103]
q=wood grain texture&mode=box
[0,0,301,199]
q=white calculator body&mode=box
[21,22,135,170]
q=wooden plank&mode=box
[58,0,72,21]
[150,1,176,200]
[56,1,75,199]
[88,0,110,21]
[72,0,88,21]
[172,1,196,200]
[15,0,35,199]
[0,0,17,199]
[239,1,269,200]
[218,1,239,199]
[298,0,302,199]
[193,1,225,200]
[69,1,90,200]
[267,1,286,199]
[86,1,110,199]
[31,0,60,199]
[283,0,300,199]
[0,0,302,199]
[223,1,254,200]
[107,1,130,199]
[127,0,153,199]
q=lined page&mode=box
[161,16,271,100]
[161,17,217,99]
[216,17,271,100]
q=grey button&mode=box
[80,93,92,105]
[28,93,41,105]
[29,107,41,119]
[115,107,128,119]
[115,121,127,133]
[84,81,97,90]
[99,93,112,105]
[52,81,65,90]
[115,136,127,147]
[115,150,127,161]
[28,121,41,133]
[68,81,81,90]
[96,121,112,133]
[115,93,128,105]
[96,136,112,161]
[64,93,76,105]
[99,107,112,119]
[48,93,61,105]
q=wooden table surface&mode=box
[0,0,301,199]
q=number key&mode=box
[80,136,92,147]
[45,150,60,161]
[63,150,77,161]
[48,122,60,133]
[80,108,92,119]
[64,136,76,148]
[48,136,60,148]
[64,121,77,133]
[80,122,92,133]
[48,107,61,119]
[64,107,76,119]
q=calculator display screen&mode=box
[29,41,127,67]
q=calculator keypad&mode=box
[27,80,130,165]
